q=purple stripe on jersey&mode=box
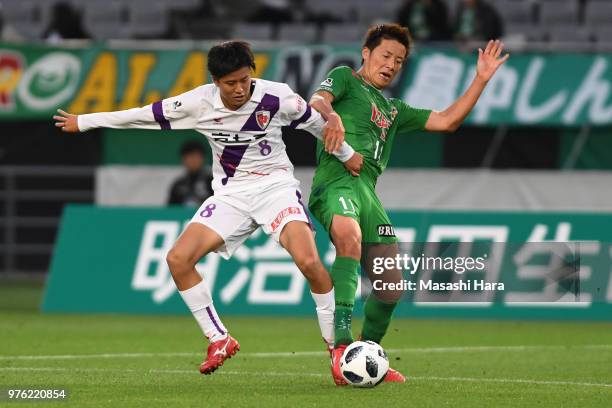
[289,105,312,129]
[205,306,226,335]
[240,94,280,131]
[296,190,314,231]
[220,144,249,185]
[152,101,171,130]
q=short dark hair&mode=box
[180,140,206,157]
[207,41,256,79]
[362,24,413,57]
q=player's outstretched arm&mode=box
[310,91,345,154]
[425,39,509,133]
[53,104,166,132]
[53,109,80,132]
[52,89,200,132]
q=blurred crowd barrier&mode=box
[2,42,612,127]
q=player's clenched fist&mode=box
[343,152,363,177]
[53,109,80,132]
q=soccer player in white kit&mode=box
[53,41,363,376]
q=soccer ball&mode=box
[340,341,389,387]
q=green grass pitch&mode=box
[0,281,611,407]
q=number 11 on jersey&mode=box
[373,140,382,161]
[339,196,356,215]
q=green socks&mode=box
[361,294,398,344]
[331,257,398,346]
[331,256,360,347]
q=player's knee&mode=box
[295,254,323,279]
[334,234,361,259]
[331,219,361,258]
[166,248,192,273]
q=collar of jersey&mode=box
[213,79,263,111]
[356,72,384,95]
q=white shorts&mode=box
[189,181,313,259]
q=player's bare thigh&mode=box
[166,223,224,290]
[330,214,362,260]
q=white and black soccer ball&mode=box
[340,341,389,387]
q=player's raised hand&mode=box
[343,152,363,176]
[53,109,80,132]
[323,112,345,154]
[476,40,509,83]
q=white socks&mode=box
[179,280,228,343]
[179,280,334,347]
[311,288,335,347]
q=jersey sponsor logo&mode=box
[271,207,302,231]
[321,78,333,87]
[377,224,396,237]
[211,131,267,144]
[256,110,271,130]
[371,103,392,141]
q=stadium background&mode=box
[1,0,611,406]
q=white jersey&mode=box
[78,79,354,195]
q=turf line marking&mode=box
[388,344,612,354]
[249,344,612,357]
[0,352,195,361]
[1,344,611,361]
[0,367,325,378]
[1,367,610,388]
[151,369,326,378]
[410,376,612,389]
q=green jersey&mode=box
[313,66,431,186]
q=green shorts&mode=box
[308,175,398,245]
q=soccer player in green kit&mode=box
[308,24,509,385]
